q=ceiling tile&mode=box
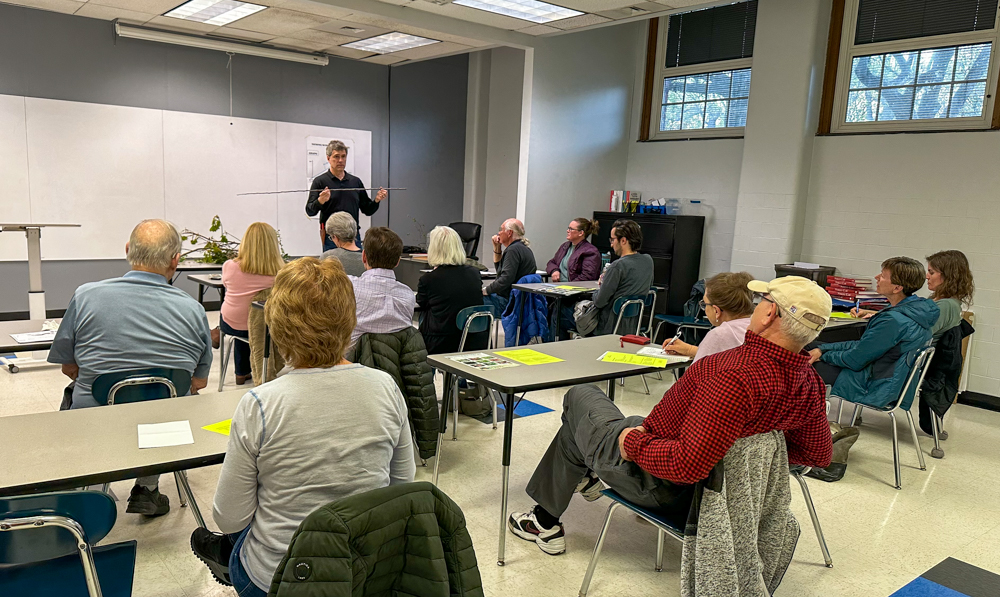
[287,28,356,45]
[74,3,156,22]
[268,36,329,51]
[668,0,720,7]
[313,18,392,38]
[271,0,354,19]
[147,15,221,32]
[388,40,469,60]
[517,24,558,35]
[210,26,275,41]
[550,13,612,29]
[363,53,408,65]
[596,7,652,19]
[336,12,399,30]
[226,6,329,35]
[406,1,537,30]
[324,45,377,60]
[86,0,181,13]
[3,0,84,15]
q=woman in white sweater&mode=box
[191,257,415,596]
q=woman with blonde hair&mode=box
[417,225,489,354]
[219,222,285,384]
[192,257,414,596]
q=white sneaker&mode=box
[507,507,566,555]
[575,473,605,502]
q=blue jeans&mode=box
[483,293,508,316]
[229,527,268,597]
[219,317,250,377]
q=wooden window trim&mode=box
[817,0,846,135]
[638,17,659,141]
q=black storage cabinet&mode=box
[592,212,705,316]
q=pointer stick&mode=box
[237,187,406,196]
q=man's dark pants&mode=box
[525,384,693,526]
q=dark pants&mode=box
[813,361,843,386]
[229,527,267,597]
[220,316,251,377]
[526,385,694,526]
[484,293,508,316]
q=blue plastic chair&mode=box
[612,295,650,394]
[578,489,683,597]
[651,314,713,345]
[0,491,136,597]
[433,305,498,486]
[90,368,205,527]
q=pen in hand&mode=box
[664,328,683,348]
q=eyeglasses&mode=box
[753,293,781,317]
[697,300,715,311]
[567,227,582,233]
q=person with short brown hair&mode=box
[350,227,415,345]
[809,257,939,410]
[590,219,653,336]
[662,271,755,361]
[192,256,415,596]
[925,249,974,339]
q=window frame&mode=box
[647,18,752,140]
[830,0,1000,133]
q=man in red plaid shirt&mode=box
[509,276,835,556]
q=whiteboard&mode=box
[0,94,372,261]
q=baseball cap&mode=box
[747,276,832,331]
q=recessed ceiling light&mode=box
[453,0,583,24]
[165,0,266,27]
[341,32,439,55]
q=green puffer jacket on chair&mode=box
[267,482,484,597]
[348,328,439,460]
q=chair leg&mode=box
[489,388,500,430]
[175,471,207,528]
[173,472,188,507]
[837,398,845,426]
[930,414,945,459]
[579,502,622,597]
[100,483,111,495]
[851,404,862,427]
[432,430,445,485]
[905,410,926,471]
[655,529,665,572]
[217,335,231,392]
[888,411,901,490]
[792,472,833,567]
[641,375,650,395]
[936,414,949,440]
[652,321,665,345]
[618,377,624,387]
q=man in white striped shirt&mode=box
[349,227,416,345]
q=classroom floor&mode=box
[3,310,1000,597]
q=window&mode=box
[647,1,757,140]
[830,0,1000,133]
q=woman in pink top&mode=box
[220,222,285,384]
[663,271,755,362]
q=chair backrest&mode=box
[0,491,117,564]
[91,368,192,405]
[456,305,495,351]
[449,222,482,259]
[612,295,646,336]
[890,345,936,411]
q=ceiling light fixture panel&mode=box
[165,0,266,27]
[453,0,582,24]
[341,32,439,54]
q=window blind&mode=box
[855,0,999,45]
[664,0,757,68]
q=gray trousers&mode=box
[526,384,693,522]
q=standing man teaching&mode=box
[305,140,387,252]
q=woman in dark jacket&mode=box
[546,218,602,282]
[417,226,489,354]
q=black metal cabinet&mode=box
[592,212,705,316]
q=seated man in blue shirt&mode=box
[48,219,213,517]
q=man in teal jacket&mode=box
[809,257,939,410]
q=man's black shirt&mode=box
[305,170,379,227]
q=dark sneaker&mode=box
[125,485,169,517]
[575,473,605,502]
[508,507,566,555]
[191,528,234,586]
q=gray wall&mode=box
[0,3,465,315]
[523,23,640,263]
[388,53,469,248]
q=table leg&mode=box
[261,325,271,383]
[197,284,205,305]
[433,372,453,485]
[607,379,616,402]
[220,287,226,303]
[498,390,515,566]
[553,296,562,341]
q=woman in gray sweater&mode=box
[191,257,415,597]
[593,219,654,335]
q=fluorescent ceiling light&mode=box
[115,22,328,66]
[453,0,583,24]
[165,0,266,27]
[342,32,439,54]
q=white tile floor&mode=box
[3,310,1000,597]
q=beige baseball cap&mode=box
[747,276,832,331]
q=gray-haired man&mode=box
[48,219,213,517]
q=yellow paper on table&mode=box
[600,351,668,368]
[829,312,855,319]
[202,419,232,436]
[494,349,564,365]
[555,285,587,290]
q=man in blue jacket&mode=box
[808,257,939,410]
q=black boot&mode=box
[191,527,235,586]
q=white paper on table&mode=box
[10,330,57,344]
[636,346,691,364]
[138,421,195,449]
